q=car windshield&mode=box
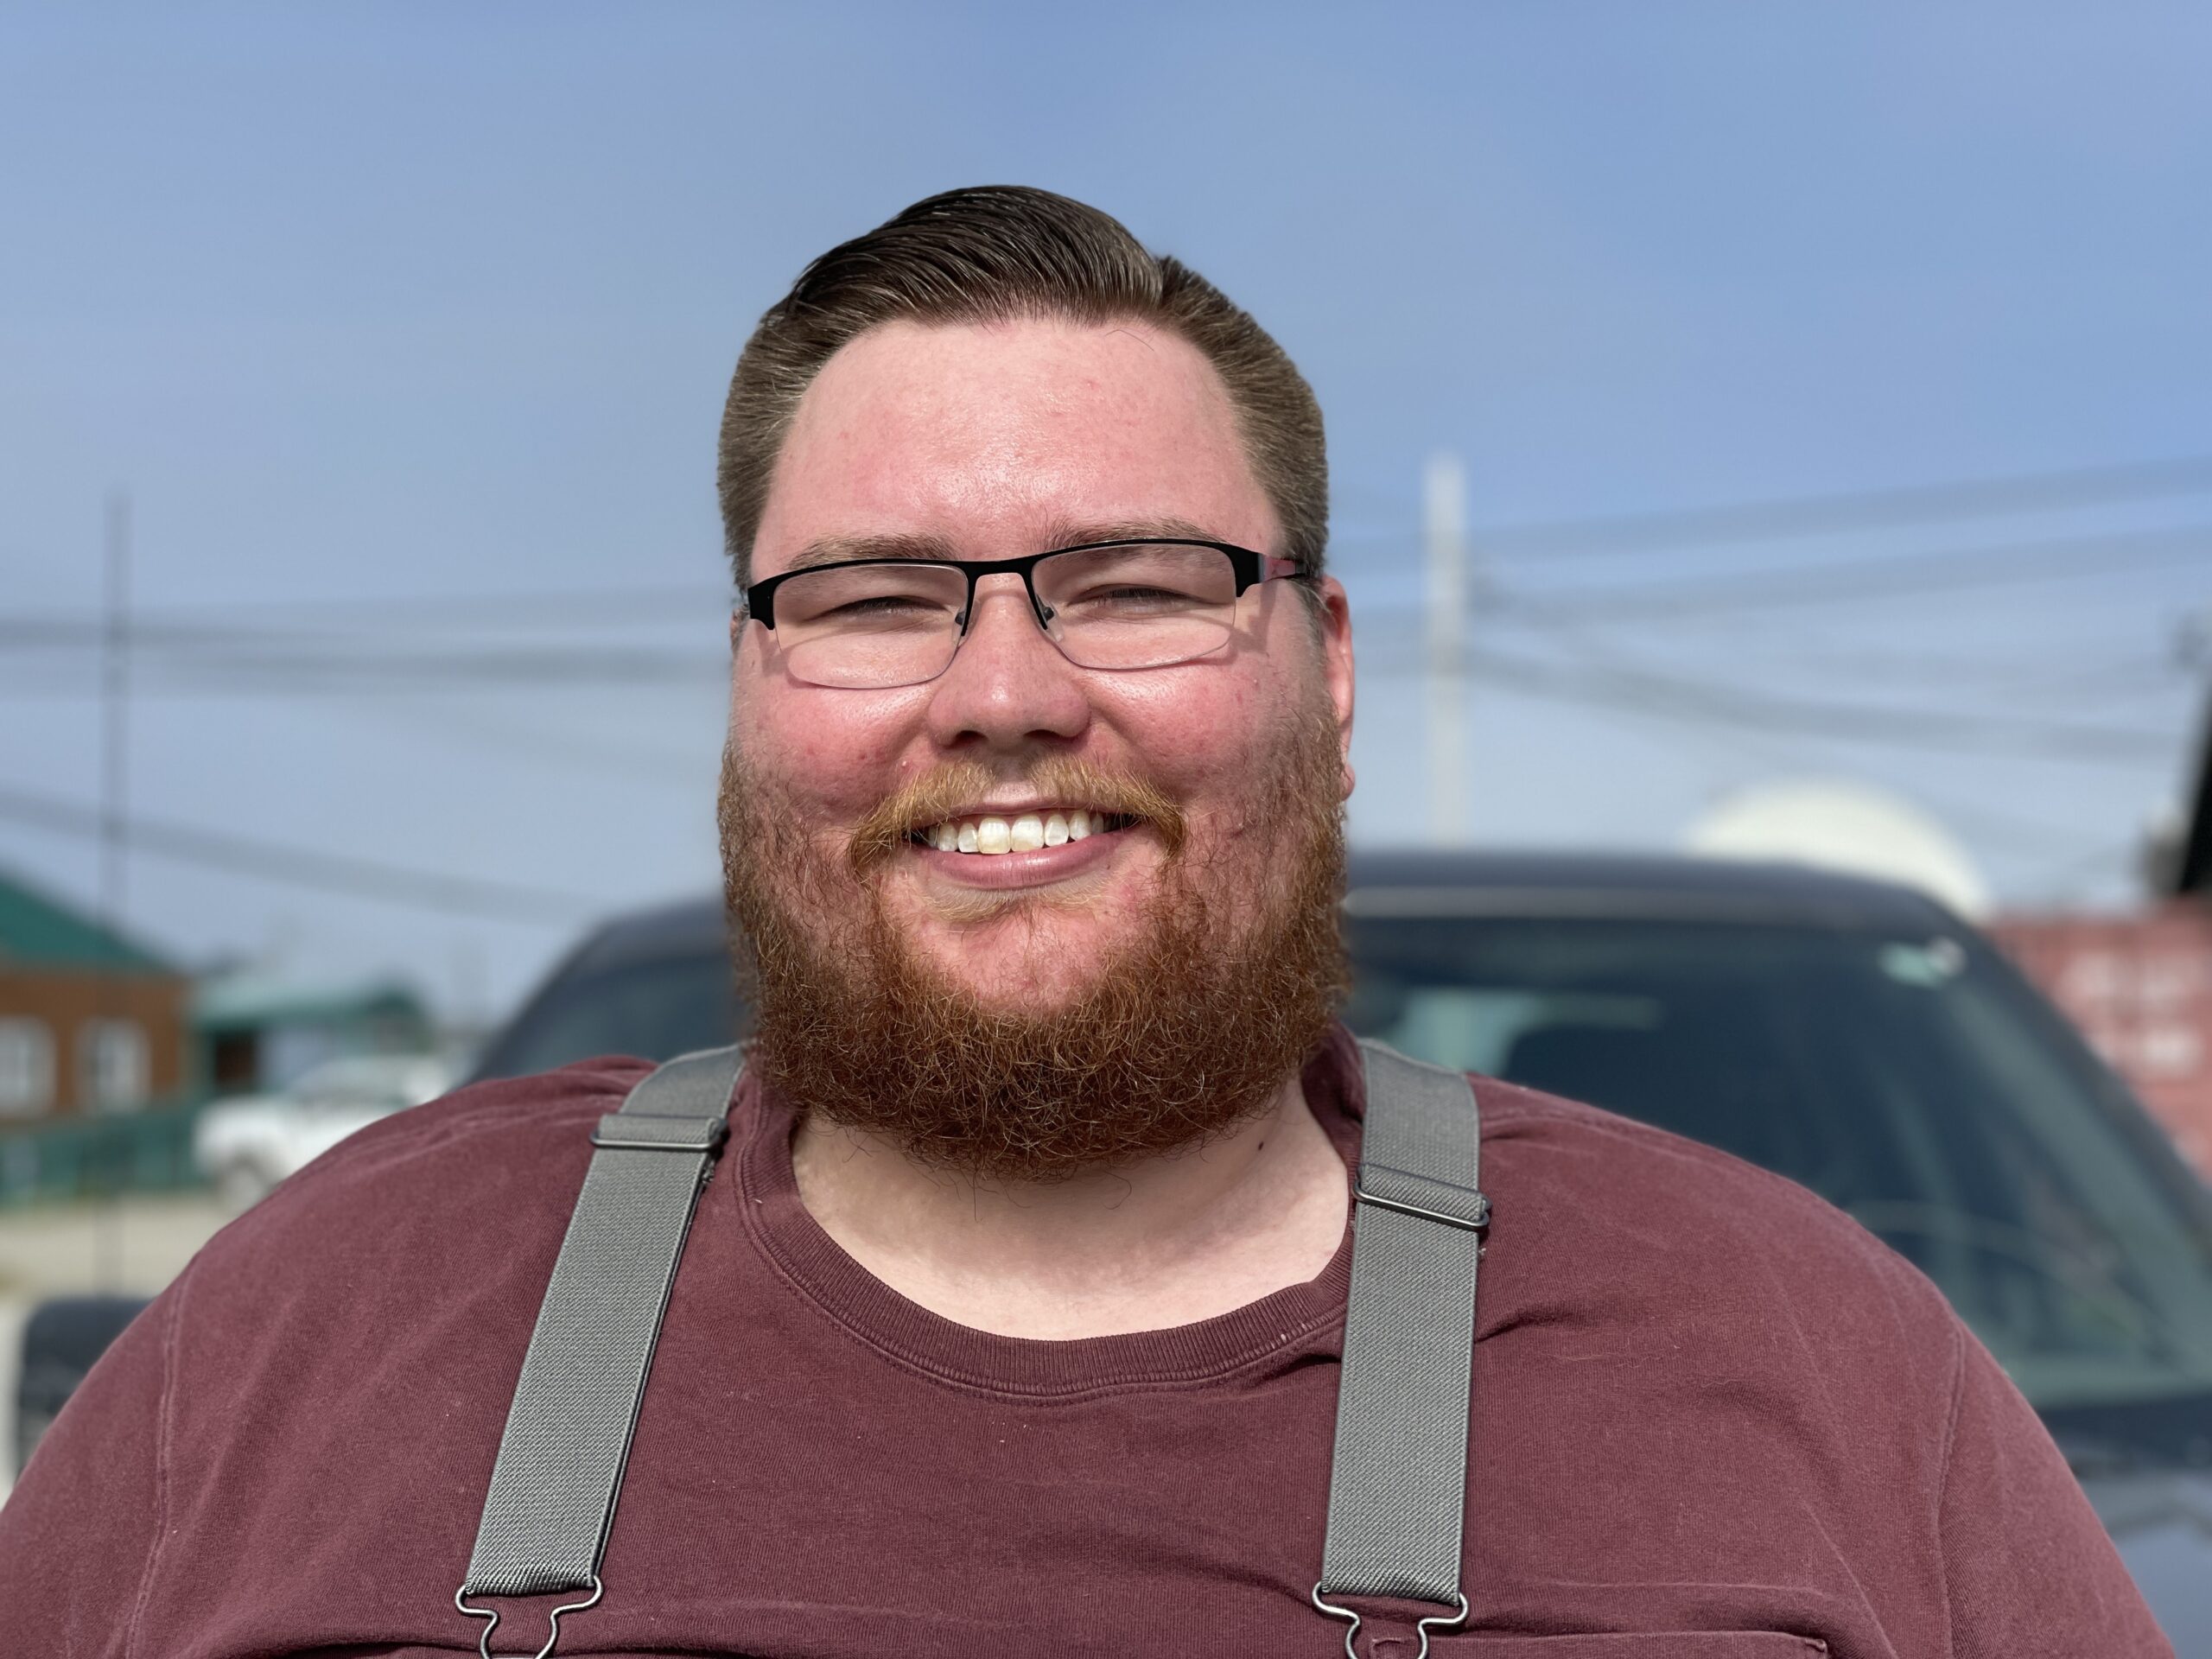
[470,903,2212,1427]
[1344,912,2212,1417]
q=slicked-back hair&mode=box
[717,186,1327,588]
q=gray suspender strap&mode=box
[455,1045,744,1659]
[453,1038,1477,1658]
[1313,1039,1490,1659]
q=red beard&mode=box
[718,714,1347,1184]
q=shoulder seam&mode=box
[1934,1313,1967,1659]
[121,1266,188,1659]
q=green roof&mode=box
[191,971,429,1032]
[0,868,175,974]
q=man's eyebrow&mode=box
[1042,517,1225,548]
[782,532,962,572]
[776,518,1230,574]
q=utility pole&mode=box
[1425,453,1469,845]
[96,490,130,1289]
[101,493,130,975]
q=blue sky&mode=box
[3,2,2208,1020]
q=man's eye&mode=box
[1061,584,1209,615]
[820,594,950,626]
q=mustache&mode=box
[847,758,1187,874]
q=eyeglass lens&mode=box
[772,543,1243,690]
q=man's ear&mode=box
[1313,576,1356,800]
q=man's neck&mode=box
[789,1075,1351,1340]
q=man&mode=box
[2,188,2166,1656]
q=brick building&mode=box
[1993,906,2212,1179]
[0,868,191,1119]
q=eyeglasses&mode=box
[738,537,1303,690]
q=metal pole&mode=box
[96,491,130,1289]
[1425,454,1468,845]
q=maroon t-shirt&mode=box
[2,1025,2166,1656]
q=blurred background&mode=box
[3,0,2210,1448]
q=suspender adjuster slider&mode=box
[1354,1160,1490,1232]
[589,1113,730,1154]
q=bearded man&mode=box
[3,188,2165,1657]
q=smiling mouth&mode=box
[908,809,1139,856]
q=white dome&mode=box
[1684,780,1989,920]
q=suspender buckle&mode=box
[1310,1585,1470,1659]
[454,1577,603,1659]
[589,1113,730,1154]
[1354,1160,1491,1232]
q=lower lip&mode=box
[906,827,1128,889]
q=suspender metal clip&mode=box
[1310,1585,1470,1659]
[454,1577,603,1659]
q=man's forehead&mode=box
[753,318,1277,580]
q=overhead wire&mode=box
[1460,452,2212,561]
[1360,646,2180,763]
[0,784,600,924]
[5,450,2210,646]
[1,453,2202,915]
[1478,524,2211,622]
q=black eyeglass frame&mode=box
[738,537,1303,634]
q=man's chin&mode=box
[893,915,1138,1010]
[882,854,1152,935]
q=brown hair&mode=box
[716,185,1327,588]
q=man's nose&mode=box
[923,573,1090,748]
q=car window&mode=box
[1344,914,2212,1416]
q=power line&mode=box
[1487,524,2211,622]
[0,645,727,696]
[0,784,599,924]
[4,452,2209,648]
[6,520,2196,692]
[0,585,725,644]
[1467,453,2212,561]
[1484,619,2158,851]
[3,628,2180,766]
[1363,648,2183,764]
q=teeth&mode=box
[919,810,1113,854]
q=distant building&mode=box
[193,971,435,1095]
[0,868,190,1118]
[2004,683,2212,1175]
[1993,907,2212,1179]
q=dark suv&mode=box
[467,850,2212,1642]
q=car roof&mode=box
[559,851,1958,970]
[559,893,732,974]
[1340,849,1960,930]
